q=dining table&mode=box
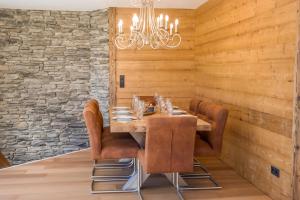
[110,108,212,191]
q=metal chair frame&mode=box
[92,159,136,180]
[91,158,143,195]
[179,158,222,198]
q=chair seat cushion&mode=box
[194,136,216,157]
[101,137,139,160]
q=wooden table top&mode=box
[110,111,211,133]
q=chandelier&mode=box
[114,0,181,50]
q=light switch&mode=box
[120,75,125,88]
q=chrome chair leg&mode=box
[91,179,137,194]
[194,159,210,174]
[175,172,185,200]
[91,159,143,197]
[137,159,143,200]
[91,159,136,180]
[180,160,222,190]
[91,158,139,194]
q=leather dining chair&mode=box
[138,96,156,106]
[183,101,228,190]
[83,99,140,194]
[137,116,197,200]
[188,98,202,115]
[0,152,10,169]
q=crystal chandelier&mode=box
[115,0,181,50]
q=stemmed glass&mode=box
[158,96,166,113]
[136,100,145,120]
[165,99,173,115]
[132,95,140,112]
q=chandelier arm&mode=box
[149,2,160,48]
[166,34,182,48]
[114,0,181,50]
[136,31,145,49]
[115,37,134,49]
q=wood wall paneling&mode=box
[114,8,196,109]
[293,0,300,199]
[110,2,299,199]
[195,0,298,199]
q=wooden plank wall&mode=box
[194,0,298,199]
[114,8,196,108]
[293,0,300,199]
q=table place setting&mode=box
[112,115,137,122]
[112,106,131,111]
[112,110,133,115]
[112,94,192,123]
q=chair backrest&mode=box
[138,96,156,106]
[0,152,10,169]
[83,99,104,160]
[197,102,228,155]
[189,98,201,115]
[144,116,197,174]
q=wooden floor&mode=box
[0,149,271,200]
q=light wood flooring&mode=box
[0,149,272,200]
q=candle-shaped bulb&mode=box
[130,25,133,34]
[175,19,179,33]
[159,14,163,27]
[156,16,160,27]
[170,23,174,35]
[132,13,139,29]
[165,15,169,30]
[118,19,123,33]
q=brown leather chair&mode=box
[137,116,197,200]
[195,102,228,157]
[183,101,228,190]
[138,96,156,106]
[0,152,10,169]
[83,99,139,194]
[189,98,202,115]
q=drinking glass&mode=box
[166,99,173,115]
[133,96,140,113]
[154,92,159,104]
[132,95,137,110]
[159,97,167,113]
[137,100,145,120]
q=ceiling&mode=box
[0,0,208,11]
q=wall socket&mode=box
[271,166,280,178]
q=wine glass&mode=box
[159,97,167,113]
[166,99,173,115]
[137,100,145,120]
[133,96,140,113]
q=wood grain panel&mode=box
[292,0,300,199]
[195,0,297,199]
[114,8,196,107]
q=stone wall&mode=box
[0,9,109,165]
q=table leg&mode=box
[129,132,146,148]
[164,173,188,187]
[122,169,150,190]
